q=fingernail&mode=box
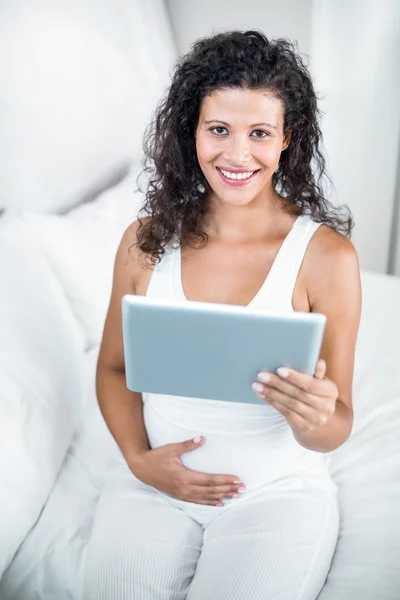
[193,436,202,443]
[238,487,246,493]
[277,367,289,378]
[252,382,264,393]
[257,372,271,383]
[233,479,242,484]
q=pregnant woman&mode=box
[84,30,361,600]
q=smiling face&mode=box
[195,87,291,208]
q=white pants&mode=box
[83,460,339,600]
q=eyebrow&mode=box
[203,119,277,130]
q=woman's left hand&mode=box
[252,359,339,433]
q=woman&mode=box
[84,30,361,599]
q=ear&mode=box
[282,128,292,151]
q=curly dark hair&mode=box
[136,30,353,266]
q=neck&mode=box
[201,189,294,244]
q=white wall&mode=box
[165,0,400,274]
[166,0,314,57]
[310,0,400,274]
[393,153,400,276]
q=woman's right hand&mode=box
[129,436,245,506]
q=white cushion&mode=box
[0,0,176,213]
[320,270,400,598]
[0,346,122,600]
[0,216,87,576]
[16,166,145,350]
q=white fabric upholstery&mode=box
[0,347,119,600]
[318,270,400,599]
[11,165,145,350]
[0,0,176,213]
[0,255,399,598]
[0,215,86,576]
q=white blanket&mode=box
[1,271,400,599]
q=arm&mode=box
[96,221,243,504]
[254,225,362,452]
[96,221,151,468]
[293,227,361,451]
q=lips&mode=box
[216,167,260,186]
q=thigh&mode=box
[83,460,203,600]
[187,489,339,600]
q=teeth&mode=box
[219,168,255,180]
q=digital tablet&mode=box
[121,295,326,406]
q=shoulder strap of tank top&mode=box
[289,214,322,280]
[251,214,323,311]
[145,225,182,300]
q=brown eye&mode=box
[210,126,228,135]
[251,130,269,138]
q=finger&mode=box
[314,359,326,379]
[171,436,205,456]
[254,375,305,403]
[258,367,330,398]
[189,472,243,487]
[206,489,242,500]
[266,400,312,431]
[191,484,244,499]
[257,379,334,414]
[256,388,323,425]
[255,372,320,407]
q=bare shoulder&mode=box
[306,223,359,275]
[97,217,152,371]
[302,223,361,310]
[309,223,357,261]
[120,216,151,258]
[116,217,152,288]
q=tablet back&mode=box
[121,295,326,405]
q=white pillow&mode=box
[0,218,87,576]
[17,166,145,350]
[320,270,400,598]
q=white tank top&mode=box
[142,214,336,500]
[147,213,319,311]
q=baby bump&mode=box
[143,393,318,489]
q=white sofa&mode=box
[1,169,400,599]
[1,2,400,598]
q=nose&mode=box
[225,134,251,166]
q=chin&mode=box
[216,188,259,206]
[224,195,254,206]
